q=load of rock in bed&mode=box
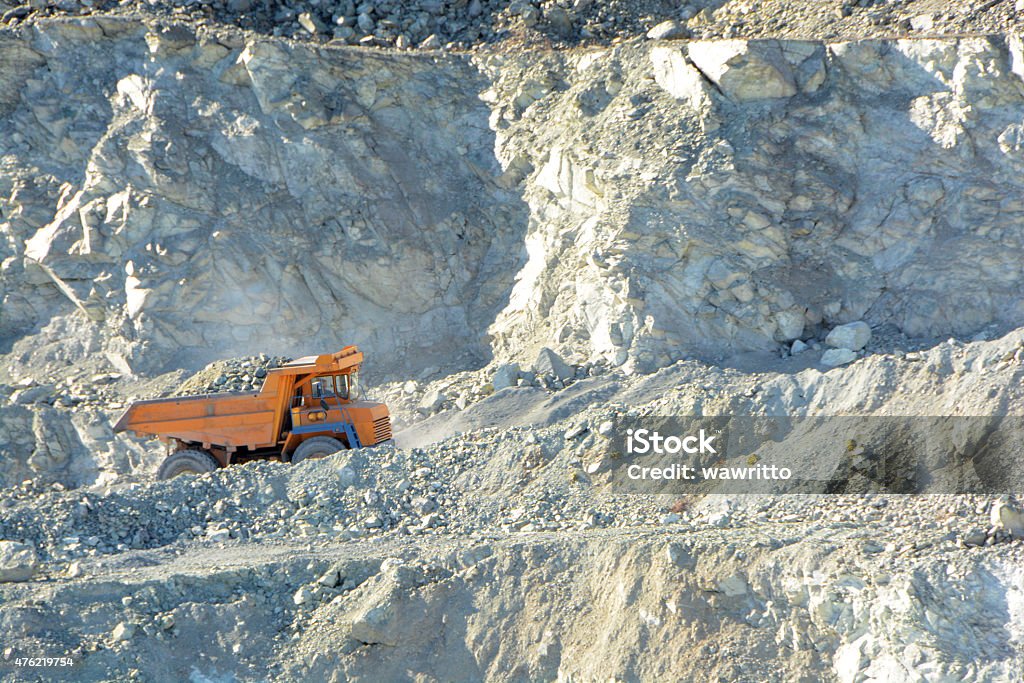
[173,355,291,396]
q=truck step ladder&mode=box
[337,406,362,449]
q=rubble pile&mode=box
[4,0,1024,48]
[174,355,291,396]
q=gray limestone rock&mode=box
[534,348,574,383]
[821,348,858,367]
[647,20,687,40]
[0,541,38,582]
[491,363,521,391]
[826,322,872,351]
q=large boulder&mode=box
[686,40,797,101]
[990,498,1024,537]
[826,322,872,351]
[416,389,447,415]
[647,20,687,41]
[533,347,574,383]
[821,348,857,368]
[492,363,521,391]
[0,541,38,582]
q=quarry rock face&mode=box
[483,36,1024,372]
[2,20,528,378]
[3,24,1024,379]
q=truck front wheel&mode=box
[157,449,219,480]
[291,436,345,464]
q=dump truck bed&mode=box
[114,391,281,450]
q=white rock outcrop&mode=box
[483,36,1024,371]
[3,26,1024,380]
[990,498,1024,536]
[687,39,799,100]
[2,21,526,379]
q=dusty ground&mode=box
[2,499,1022,682]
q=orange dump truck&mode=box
[114,347,392,479]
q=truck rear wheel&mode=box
[157,449,219,480]
[291,436,345,464]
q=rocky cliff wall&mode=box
[483,36,1024,371]
[1,19,528,378]
[3,22,1024,380]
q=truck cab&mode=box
[282,363,390,457]
[290,371,357,431]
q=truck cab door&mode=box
[293,378,331,428]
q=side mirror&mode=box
[320,398,330,412]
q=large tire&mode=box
[291,436,345,464]
[157,449,219,480]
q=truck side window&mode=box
[336,375,350,400]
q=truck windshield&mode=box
[309,375,355,401]
[310,377,336,399]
